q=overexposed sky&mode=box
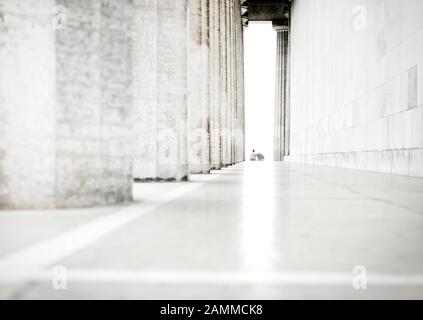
[244,22,276,160]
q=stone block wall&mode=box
[287,0,423,177]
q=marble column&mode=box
[226,0,233,166]
[133,0,158,181]
[188,0,210,174]
[133,0,189,181]
[0,0,134,209]
[226,0,235,166]
[228,0,236,165]
[273,22,290,161]
[235,0,246,163]
[219,0,229,167]
[208,0,222,170]
[240,14,246,162]
[201,0,211,172]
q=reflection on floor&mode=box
[1,162,423,299]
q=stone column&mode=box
[209,0,245,169]
[208,0,222,170]
[156,0,189,180]
[133,0,158,181]
[200,0,211,172]
[187,0,210,174]
[225,0,234,166]
[239,12,246,162]
[226,0,232,166]
[133,0,189,181]
[234,0,245,163]
[0,0,134,209]
[273,22,290,161]
[219,0,229,167]
[228,0,236,165]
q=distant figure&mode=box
[257,153,265,161]
[250,149,257,161]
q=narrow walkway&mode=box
[1,162,423,299]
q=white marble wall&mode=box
[0,0,134,209]
[287,0,423,177]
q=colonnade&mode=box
[0,0,245,209]
[132,0,245,180]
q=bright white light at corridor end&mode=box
[244,22,276,161]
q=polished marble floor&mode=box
[1,162,423,299]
